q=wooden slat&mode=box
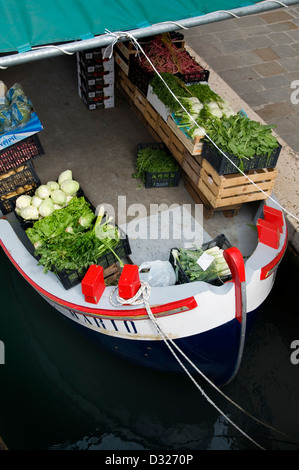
[167,116,204,156]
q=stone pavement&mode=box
[184,4,299,153]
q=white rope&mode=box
[104,30,299,223]
[31,45,75,55]
[109,281,266,450]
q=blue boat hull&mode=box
[61,306,261,386]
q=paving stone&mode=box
[285,71,299,83]
[257,74,290,89]
[258,85,293,104]
[219,66,260,83]
[271,44,299,58]
[240,24,273,37]
[233,50,264,66]
[253,47,280,61]
[241,90,271,108]
[286,29,299,42]
[258,11,294,24]
[269,32,296,45]
[230,78,264,96]
[232,15,266,28]
[215,38,255,55]
[279,132,299,153]
[267,21,298,32]
[246,35,276,49]
[214,29,247,42]
[278,57,299,72]
[253,61,287,77]
[256,102,295,121]
[200,54,243,71]
[275,115,299,134]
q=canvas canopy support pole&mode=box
[0,0,298,68]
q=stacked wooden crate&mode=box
[115,67,278,218]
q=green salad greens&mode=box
[133,146,179,184]
[172,245,231,283]
[192,114,279,170]
[26,197,122,275]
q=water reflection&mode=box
[0,247,298,450]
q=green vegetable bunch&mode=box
[197,114,279,170]
[26,198,122,276]
[133,146,179,184]
[172,245,231,283]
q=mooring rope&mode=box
[103,30,299,223]
[110,281,267,450]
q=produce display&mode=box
[172,245,231,283]
[0,82,33,135]
[199,114,279,171]
[15,169,80,221]
[149,73,280,170]
[133,145,179,186]
[25,199,123,276]
[138,35,205,76]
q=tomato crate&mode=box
[202,139,282,175]
[0,134,44,173]
[169,234,232,285]
[136,143,180,188]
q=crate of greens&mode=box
[134,143,180,188]
[24,197,131,290]
[169,234,232,285]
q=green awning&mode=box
[0,0,258,53]
[0,0,297,67]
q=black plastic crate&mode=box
[0,134,44,173]
[169,234,232,286]
[0,181,40,215]
[136,143,180,188]
[202,139,282,175]
[0,160,40,195]
[129,54,209,96]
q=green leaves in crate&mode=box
[133,146,179,184]
[197,114,279,171]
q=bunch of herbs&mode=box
[133,146,179,185]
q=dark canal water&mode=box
[0,245,298,452]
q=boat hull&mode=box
[43,294,260,386]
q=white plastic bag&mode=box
[139,260,176,287]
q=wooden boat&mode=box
[0,196,287,387]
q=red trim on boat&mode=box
[0,239,197,318]
[260,227,288,280]
[223,247,245,324]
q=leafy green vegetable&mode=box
[173,245,231,283]
[26,198,123,276]
[194,114,279,170]
[187,83,222,104]
[150,73,191,112]
[133,146,179,184]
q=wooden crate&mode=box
[198,159,278,208]
[182,152,202,186]
[116,68,135,100]
[168,134,187,166]
[167,116,204,156]
[182,171,242,219]
[104,263,121,286]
